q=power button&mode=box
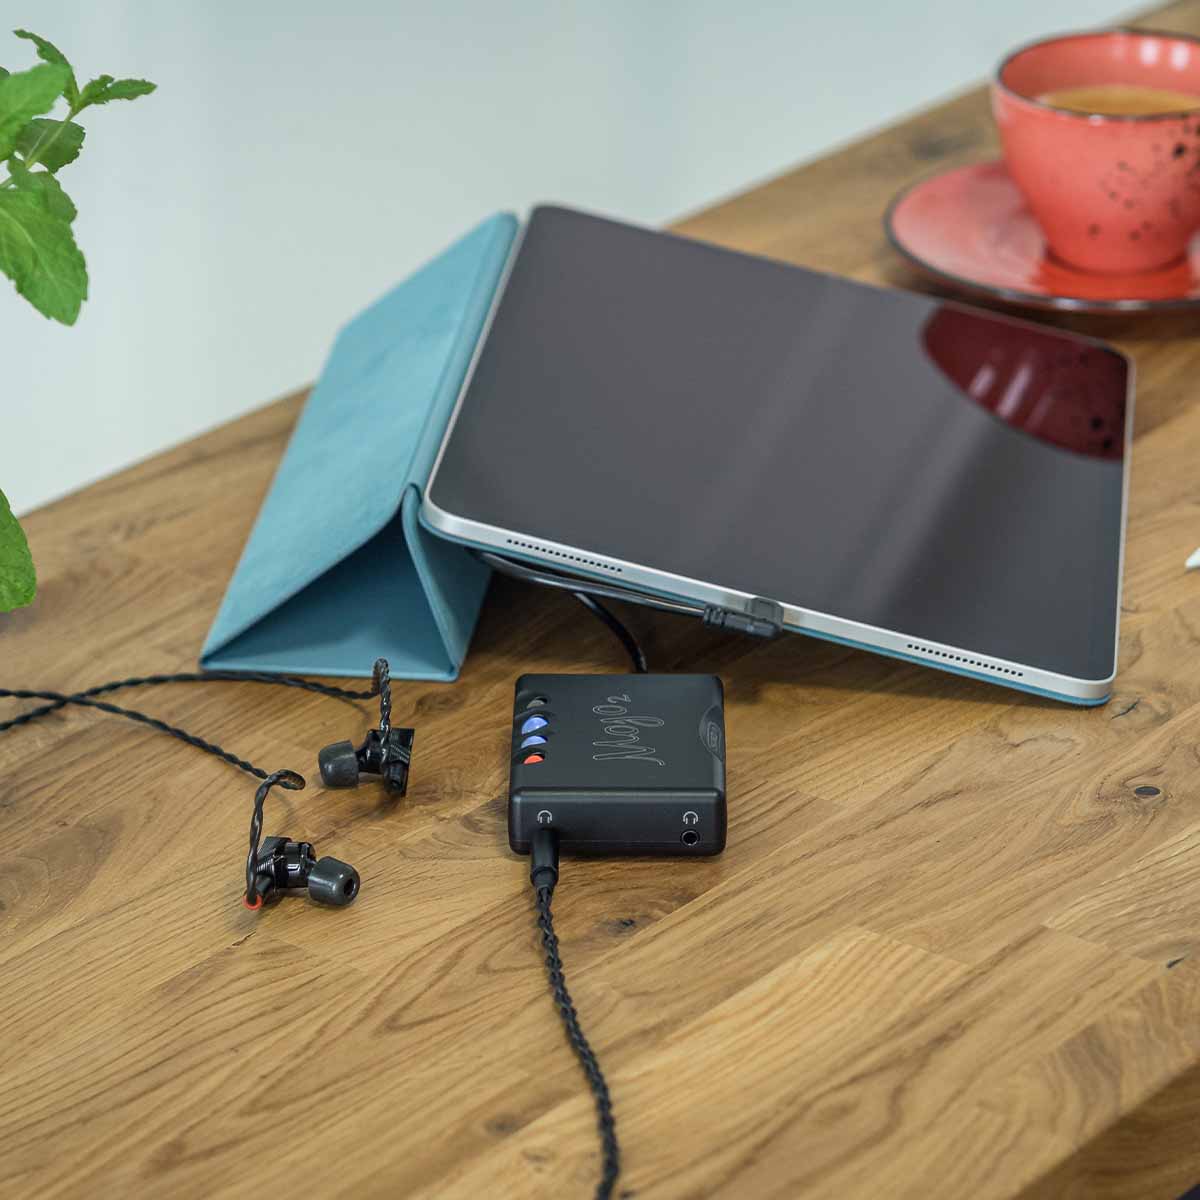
[704,720,724,758]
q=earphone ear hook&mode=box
[244,770,306,908]
[317,657,413,795]
[373,657,391,741]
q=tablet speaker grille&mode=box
[906,643,1024,678]
[505,539,623,573]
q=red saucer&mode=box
[885,159,1200,312]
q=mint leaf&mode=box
[36,173,76,223]
[99,78,156,102]
[15,116,84,170]
[0,487,36,612]
[0,62,69,159]
[75,74,113,109]
[0,189,87,323]
[7,156,76,222]
[14,29,78,106]
[79,76,155,107]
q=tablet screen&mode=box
[427,206,1129,684]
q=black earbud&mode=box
[243,769,361,910]
[319,727,414,793]
[248,835,360,907]
[0,661,398,916]
[318,658,414,795]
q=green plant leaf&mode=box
[99,78,156,102]
[14,29,78,106]
[79,76,156,107]
[15,116,84,170]
[75,74,113,108]
[0,67,9,80]
[0,188,87,322]
[0,487,36,612]
[0,61,69,159]
[29,173,76,223]
[7,156,76,222]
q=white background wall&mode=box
[3,1,1128,515]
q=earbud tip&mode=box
[318,740,360,788]
[307,856,360,906]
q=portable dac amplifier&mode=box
[508,673,727,856]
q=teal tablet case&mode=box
[200,212,519,679]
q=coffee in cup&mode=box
[1038,83,1200,116]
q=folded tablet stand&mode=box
[201,213,518,680]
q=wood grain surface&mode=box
[4,5,1200,1197]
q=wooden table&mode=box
[4,5,1200,1196]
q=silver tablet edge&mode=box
[422,216,1132,707]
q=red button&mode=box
[523,753,545,764]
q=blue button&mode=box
[521,734,547,748]
[520,715,549,735]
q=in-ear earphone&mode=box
[243,770,360,909]
[318,659,415,794]
[247,660,413,907]
[0,661,407,913]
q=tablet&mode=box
[422,205,1132,704]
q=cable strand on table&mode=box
[0,688,282,778]
[0,670,379,734]
[534,884,620,1200]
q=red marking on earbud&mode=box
[243,893,263,911]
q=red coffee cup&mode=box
[992,28,1200,273]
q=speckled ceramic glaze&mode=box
[884,159,1200,311]
[992,29,1200,273]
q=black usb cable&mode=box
[479,550,784,666]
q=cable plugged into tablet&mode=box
[702,597,784,639]
[480,549,783,673]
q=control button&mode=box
[698,705,726,762]
[520,734,548,748]
[520,715,549,735]
[522,753,545,764]
[682,811,699,826]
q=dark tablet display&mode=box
[426,206,1130,686]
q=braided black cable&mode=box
[0,689,277,778]
[0,670,378,734]
[534,884,620,1200]
[244,769,306,907]
[1,662,393,914]
[373,658,392,759]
